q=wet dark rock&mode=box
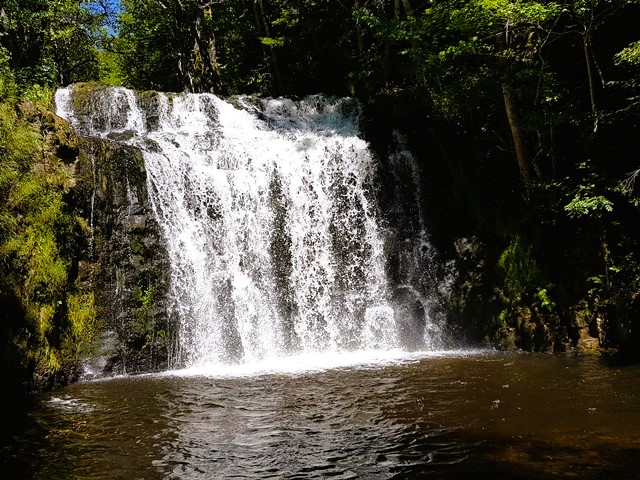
[596,298,640,359]
[494,326,517,351]
[553,325,571,353]
[569,302,590,333]
[142,138,161,152]
[443,236,500,346]
[198,94,220,128]
[127,215,147,233]
[19,100,79,164]
[72,136,172,375]
[567,302,601,355]
[107,130,136,142]
[454,236,484,262]
[136,90,162,131]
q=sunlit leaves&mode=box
[1,0,106,87]
[564,191,613,218]
[260,36,286,47]
[476,0,561,24]
[615,40,640,66]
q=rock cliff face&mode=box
[56,85,625,374]
[72,137,171,375]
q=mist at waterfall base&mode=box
[56,86,446,374]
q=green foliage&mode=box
[133,282,167,353]
[0,54,94,384]
[498,235,542,304]
[564,192,613,218]
[97,50,125,86]
[134,284,155,335]
[536,288,556,312]
[260,37,286,48]
[64,292,97,360]
[136,284,155,309]
[117,0,240,92]
[563,163,614,219]
[615,40,640,66]
[476,0,561,24]
[22,84,55,110]
[0,0,107,90]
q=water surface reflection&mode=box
[3,353,640,479]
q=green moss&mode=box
[133,284,155,336]
[0,81,97,386]
[71,82,107,115]
[498,235,541,304]
[0,46,16,100]
[495,236,561,351]
[0,103,41,168]
[137,90,159,101]
[131,236,145,255]
[64,292,97,360]
[572,302,590,329]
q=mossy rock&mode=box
[570,301,591,330]
[493,326,517,350]
[576,337,600,355]
[71,132,172,375]
[519,322,536,351]
[17,98,79,165]
[135,90,162,131]
[72,82,109,116]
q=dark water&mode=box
[2,352,640,479]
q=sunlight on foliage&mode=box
[498,235,541,304]
[64,293,97,360]
[615,40,640,66]
[564,192,613,218]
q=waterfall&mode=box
[56,86,439,369]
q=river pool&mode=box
[3,352,640,479]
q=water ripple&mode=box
[4,354,640,479]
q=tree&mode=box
[357,0,562,188]
[118,0,235,93]
[0,0,105,88]
[561,0,639,133]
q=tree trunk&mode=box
[171,2,191,91]
[401,0,413,17]
[253,0,284,94]
[354,1,363,54]
[502,79,532,188]
[583,31,598,133]
[192,5,222,93]
[497,23,532,190]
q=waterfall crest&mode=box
[56,87,439,368]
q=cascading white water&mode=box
[56,87,437,369]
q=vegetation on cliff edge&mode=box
[0,46,95,397]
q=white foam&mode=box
[161,349,483,379]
